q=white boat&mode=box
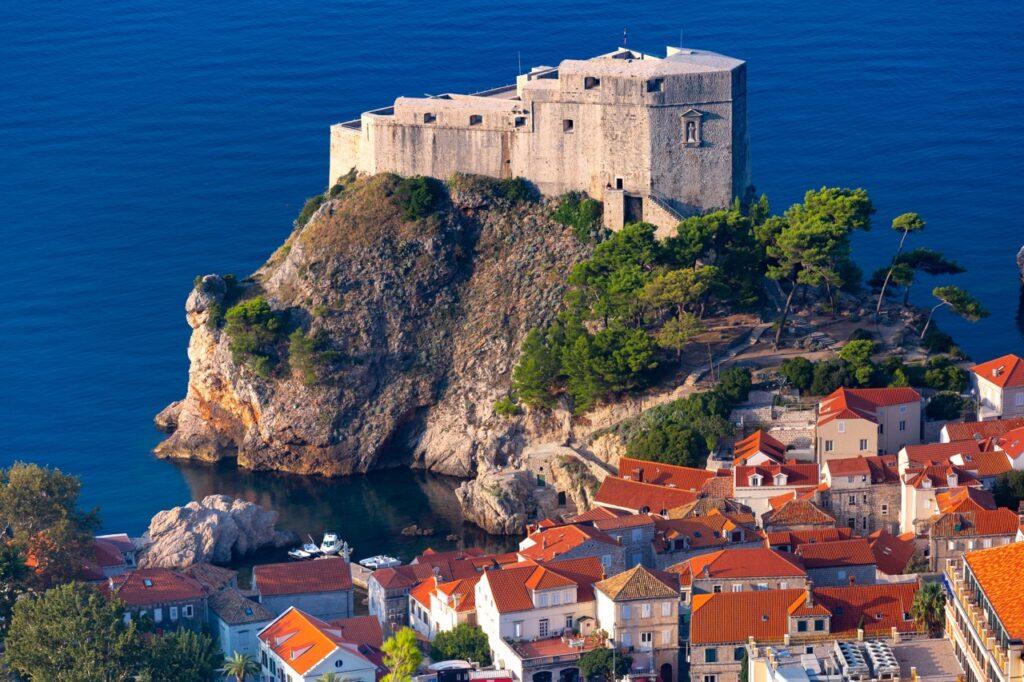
[320,532,342,555]
[288,548,312,560]
[359,555,401,570]
[303,536,323,556]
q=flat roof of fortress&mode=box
[558,47,744,77]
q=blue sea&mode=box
[2,1,1023,553]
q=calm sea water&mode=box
[2,1,1023,551]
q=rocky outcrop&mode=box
[454,468,562,535]
[1017,245,1024,283]
[138,495,297,568]
[155,175,591,479]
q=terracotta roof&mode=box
[825,455,899,484]
[818,387,920,426]
[964,542,1024,641]
[815,583,920,637]
[616,457,715,490]
[699,474,735,498]
[434,574,482,613]
[795,538,876,569]
[107,568,206,606]
[668,548,806,584]
[519,524,619,562]
[936,486,996,513]
[765,527,853,549]
[93,538,127,568]
[944,418,1024,443]
[512,634,603,660]
[209,587,274,625]
[653,511,763,553]
[734,462,820,489]
[906,464,982,490]
[257,607,381,677]
[733,430,786,466]
[181,563,237,593]
[996,426,1024,459]
[327,614,385,649]
[594,565,678,601]
[690,588,805,644]
[408,576,435,609]
[903,440,986,468]
[564,507,626,524]
[665,497,753,521]
[593,476,699,513]
[762,498,835,529]
[951,450,1013,478]
[482,557,604,614]
[592,514,655,532]
[867,530,917,576]
[254,557,352,597]
[971,354,1024,388]
[930,508,1021,538]
[371,565,422,590]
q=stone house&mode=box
[590,514,656,569]
[667,548,808,610]
[106,568,208,630]
[926,506,1020,572]
[793,538,877,587]
[257,607,385,682]
[760,494,835,532]
[821,455,901,535]
[970,354,1024,420]
[687,583,921,682]
[816,387,921,460]
[208,587,275,660]
[330,46,751,237]
[594,566,681,682]
[651,509,764,569]
[518,523,625,575]
[253,556,354,621]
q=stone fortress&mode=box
[330,45,751,236]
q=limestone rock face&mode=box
[454,468,561,536]
[1017,245,1024,283]
[138,495,297,568]
[155,175,591,479]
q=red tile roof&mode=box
[964,542,1024,641]
[254,557,352,597]
[592,514,656,532]
[818,387,920,426]
[902,440,987,468]
[930,508,1021,538]
[327,614,385,648]
[825,455,899,484]
[482,557,604,614]
[944,418,1024,443]
[951,450,1013,478]
[762,498,835,529]
[564,507,626,524]
[519,524,619,562]
[935,486,996,513]
[815,583,920,637]
[435,574,482,613]
[593,476,699,514]
[616,457,715,490]
[867,530,917,576]
[996,426,1024,459]
[795,538,876,569]
[107,568,206,606]
[258,607,383,677]
[971,354,1024,388]
[408,576,435,609]
[765,527,854,549]
[653,511,763,553]
[906,464,983,490]
[733,430,786,466]
[734,462,820,489]
[667,548,806,585]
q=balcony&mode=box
[945,565,1010,677]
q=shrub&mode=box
[838,339,877,386]
[394,176,445,221]
[716,366,752,404]
[493,396,522,417]
[430,624,491,666]
[810,359,853,396]
[926,391,967,421]
[496,177,536,203]
[202,273,239,330]
[224,297,285,377]
[778,356,813,392]
[921,325,955,354]
[288,329,322,386]
[553,191,604,242]
[295,194,325,229]
[993,470,1024,510]
[924,357,968,393]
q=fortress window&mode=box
[563,119,574,133]
[584,76,601,90]
[646,78,664,93]
[469,114,483,126]
[514,116,527,128]
[423,113,436,124]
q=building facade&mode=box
[816,388,922,460]
[253,557,354,621]
[821,455,902,535]
[330,47,751,237]
[970,354,1024,421]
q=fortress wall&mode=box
[366,121,508,179]
[730,65,752,198]
[329,125,362,187]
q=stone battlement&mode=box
[330,46,751,236]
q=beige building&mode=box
[816,387,921,461]
[594,565,680,682]
[330,46,751,236]
[970,354,1024,421]
[945,542,1024,682]
[821,455,902,535]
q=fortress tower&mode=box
[330,46,751,236]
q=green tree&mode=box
[4,582,144,681]
[894,248,965,306]
[224,296,285,377]
[923,358,968,393]
[430,623,492,665]
[919,286,988,339]
[810,359,853,396]
[295,193,325,229]
[911,582,946,636]
[222,651,260,682]
[578,647,632,682]
[875,212,925,317]
[625,423,709,468]
[926,392,967,421]
[381,627,422,682]
[993,471,1024,510]
[654,313,704,361]
[512,328,563,408]
[0,542,29,639]
[762,188,874,348]
[640,266,722,320]
[144,628,223,682]
[553,192,603,242]
[739,649,749,681]
[562,326,658,414]
[838,339,877,386]
[716,367,753,405]
[778,357,814,392]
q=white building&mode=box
[257,607,385,682]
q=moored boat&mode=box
[359,554,401,570]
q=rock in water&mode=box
[454,468,561,535]
[138,495,297,568]
[1017,245,1024,283]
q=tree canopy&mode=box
[381,627,422,682]
[578,647,632,682]
[430,623,492,666]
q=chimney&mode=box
[542,536,548,550]
[1018,501,1024,526]
[108,576,114,591]
[804,581,814,607]
[701,565,711,579]
[634,467,644,483]
[994,366,1005,378]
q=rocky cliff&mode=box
[156,174,593,488]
